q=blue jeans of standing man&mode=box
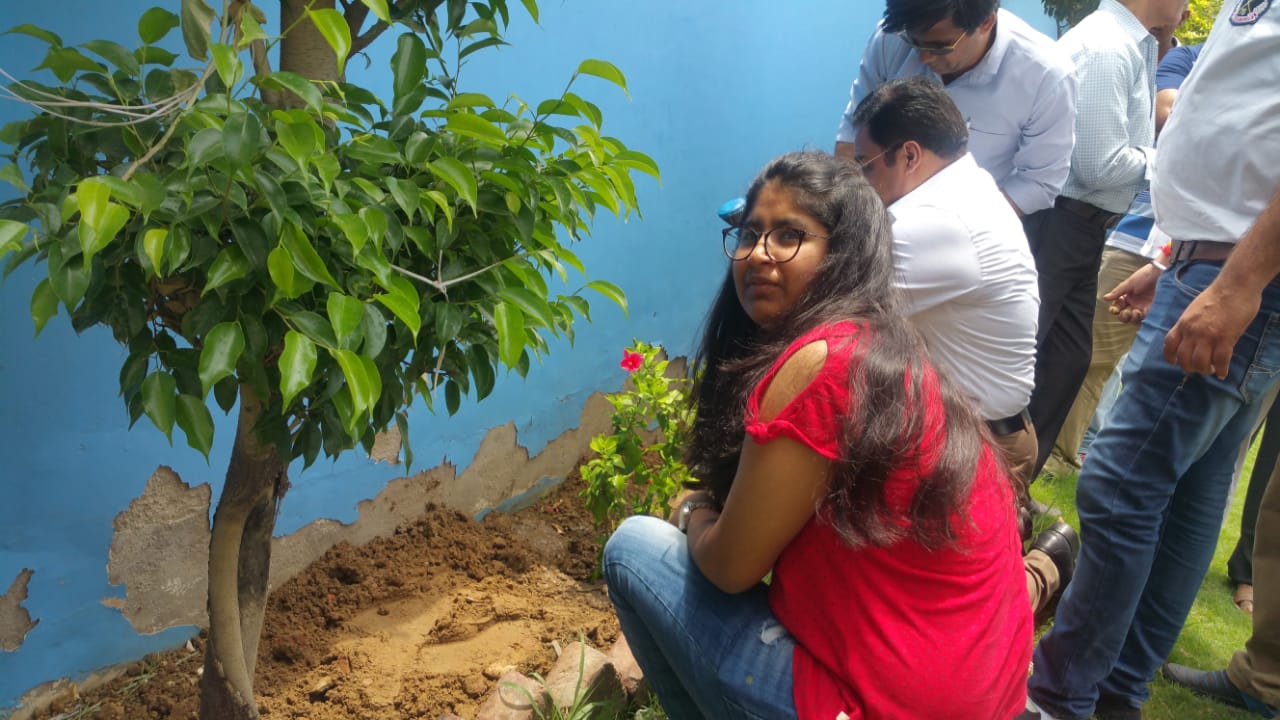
[602,515,797,720]
[1028,260,1280,719]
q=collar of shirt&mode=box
[887,153,984,216]
[954,11,1012,85]
[1100,0,1157,49]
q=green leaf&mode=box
[79,202,130,264]
[0,219,28,260]
[30,278,58,336]
[47,249,90,307]
[358,0,392,24]
[279,330,317,409]
[0,164,28,193]
[576,59,629,97]
[141,371,178,441]
[585,279,628,316]
[138,7,181,44]
[5,23,63,47]
[280,222,339,288]
[611,149,662,180]
[82,39,140,75]
[326,292,365,348]
[210,43,243,89]
[395,411,413,470]
[361,302,387,356]
[331,213,369,252]
[277,120,318,169]
[285,310,338,348]
[374,290,421,336]
[256,71,323,113]
[428,157,478,213]
[198,321,245,395]
[500,286,556,329]
[444,379,461,415]
[236,11,269,48]
[180,0,216,60]
[467,344,495,401]
[308,8,351,64]
[268,245,306,299]
[493,301,526,368]
[519,0,539,23]
[222,111,262,168]
[446,112,507,145]
[204,246,250,293]
[386,178,420,219]
[391,32,426,101]
[76,177,110,229]
[176,394,215,457]
[35,47,104,82]
[447,93,495,110]
[333,348,380,416]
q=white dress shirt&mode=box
[836,9,1077,215]
[1153,1,1280,244]
[1057,0,1158,215]
[888,154,1041,419]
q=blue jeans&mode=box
[602,515,797,720]
[1029,261,1280,718]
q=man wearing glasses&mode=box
[834,0,1077,218]
[848,77,1077,620]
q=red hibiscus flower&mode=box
[620,349,644,373]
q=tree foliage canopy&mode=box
[0,0,657,470]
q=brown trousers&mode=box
[1229,461,1280,705]
[989,421,1059,612]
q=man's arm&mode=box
[1067,48,1155,191]
[835,27,892,153]
[1164,185,1280,378]
[998,67,1078,215]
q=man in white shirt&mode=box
[834,0,1077,217]
[1026,2,1280,718]
[1023,0,1190,481]
[850,77,1074,617]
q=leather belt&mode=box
[1055,196,1123,230]
[986,408,1031,437]
[1169,240,1235,264]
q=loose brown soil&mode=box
[38,473,621,720]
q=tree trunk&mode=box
[281,0,342,83]
[199,387,288,720]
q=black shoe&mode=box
[1162,664,1279,717]
[1094,693,1142,719]
[1031,520,1079,588]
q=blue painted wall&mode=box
[0,0,1055,708]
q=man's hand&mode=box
[1104,262,1162,324]
[1163,284,1260,379]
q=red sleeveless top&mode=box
[746,322,1031,720]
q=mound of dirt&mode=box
[38,474,621,720]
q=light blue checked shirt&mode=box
[1057,0,1158,215]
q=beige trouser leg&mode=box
[1025,549,1060,614]
[1228,461,1280,706]
[1049,248,1147,470]
[991,422,1038,506]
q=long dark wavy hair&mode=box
[686,151,995,550]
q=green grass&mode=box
[1031,439,1261,719]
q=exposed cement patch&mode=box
[0,568,38,652]
[104,390,616,633]
[105,467,211,634]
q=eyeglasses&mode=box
[856,142,903,171]
[722,225,827,263]
[896,29,968,55]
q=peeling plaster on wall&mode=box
[12,669,130,720]
[102,390,615,636]
[0,568,38,652]
[105,467,212,634]
[369,426,403,465]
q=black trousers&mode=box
[1023,205,1109,477]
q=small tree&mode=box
[1043,0,1225,39]
[0,1,657,717]
[1040,0,1094,35]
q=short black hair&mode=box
[883,0,999,34]
[850,76,968,162]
